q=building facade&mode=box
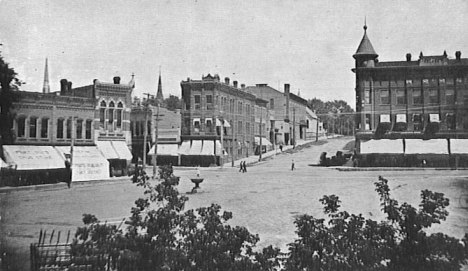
[180,74,260,166]
[353,25,468,167]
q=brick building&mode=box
[180,74,261,166]
[353,24,468,167]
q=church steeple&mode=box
[42,58,50,93]
[156,68,164,104]
[353,22,378,61]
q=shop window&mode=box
[41,118,49,138]
[396,90,406,104]
[429,89,439,104]
[29,117,37,138]
[446,89,455,104]
[86,120,92,139]
[57,118,64,139]
[76,119,83,139]
[17,116,26,138]
[413,89,422,104]
[380,90,390,104]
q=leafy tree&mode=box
[285,176,468,271]
[164,95,182,111]
[0,52,21,146]
[71,165,281,270]
[308,98,355,136]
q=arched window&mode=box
[57,118,64,139]
[66,118,72,139]
[41,117,49,138]
[29,116,38,138]
[117,102,123,128]
[100,100,106,128]
[108,101,115,131]
[85,120,92,139]
[17,116,26,138]
[76,119,83,139]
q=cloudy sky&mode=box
[1,0,467,107]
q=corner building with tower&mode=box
[353,25,468,167]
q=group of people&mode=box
[239,161,248,173]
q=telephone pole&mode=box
[142,93,152,170]
[153,103,164,178]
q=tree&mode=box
[308,98,355,135]
[285,176,468,270]
[71,165,281,270]
[164,95,182,111]
[0,52,21,146]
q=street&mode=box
[2,137,468,270]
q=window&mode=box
[29,117,37,138]
[108,101,115,126]
[41,118,49,138]
[238,121,242,134]
[429,89,439,104]
[86,120,92,139]
[66,118,72,139]
[270,98,274,110]
[193,118,200,133]
[116,102,123,128]
[413,114,423,131]
[206,119,213,132]
[57,118,64,139]
[135,121,141,136]
[194,95,201,110]
[246,122,250,134]
[446,114,456,130]
[396,90,406,104]
[238,102,243,114]
[206,95,213,110]
[76,119,83,139]
[406,80,413,85]
[413,89,422,104]
[364,89,370,104]
[99,101,106,128]
[147,121,152,136]
[446,89,455,104]
[17,116,26,138]
[380,90,390,104]
[423,79,429,85]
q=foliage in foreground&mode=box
[71,167,468,270]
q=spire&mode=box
[353,21,378,60]
[42,58,50,93]
[156,67,164,104]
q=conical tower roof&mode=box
[353,24,378,59]
[156,70,164,104]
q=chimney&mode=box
[406,53,412,61]
[456,51,461,60]
[285,84,290,122]
[241,84,245,89]
[60,79,68,93]
[113,76,121,84]
[225,77,230,85]
[233,81,238,88]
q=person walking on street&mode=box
[243,161,247,173]
[279,145,283,152]
[291,159,295,171]
[239,161,243,172]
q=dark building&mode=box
[353,24,468,167]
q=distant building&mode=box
[353,24,468,167]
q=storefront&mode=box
[55,146,109,182]
[96,140,132,177]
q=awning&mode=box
[429,114,440,123]
[3,145,65,170]
[216,119,222,126]
[205,117,212,124]
[380,114,391,123]
[178,140,191,155]
[111,141,133,160]
[188,140,203,155]
[55,146,109,182]
[223,120,231,128]
[254,137,272,146]
[215,140,225,155]
[96,141,119,159]
[360,139,403,154]
[405,139,448,154]
[0,157,11,168]
[450,139,468,154]
[201,140,215,155]
[396,114,407,123]
[149,144,179,156]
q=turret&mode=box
[353,24,378,68]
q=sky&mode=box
[1,0,468,108]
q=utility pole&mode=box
[142,93,152,170]
[316,117,319,142]
[293,108,296,149]
[70,116,76,168]
[153,103,163,178]
[220,118,224,168]
[259,108,263,161]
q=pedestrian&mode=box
[279,145,283,152]
[239,161,243,172]
[291,159,295,171]
[65,159,72,188]
[243,161,247,173]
